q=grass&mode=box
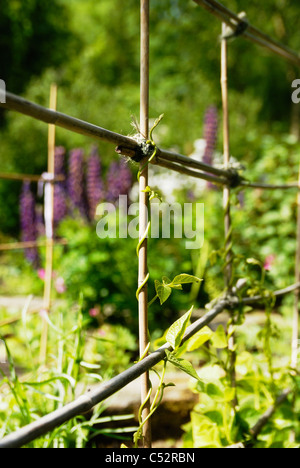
[0,297,138,448]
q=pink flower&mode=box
[89,308,99,318]
[264,255,275,271]
[38,269,46,281]
[55,277,66,294]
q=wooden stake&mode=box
[139,0,151,448]
[221,24,232,286]
[292,164,300,371]
[221,24,238,409]
[289,164,300,442]
[40,83,57,364]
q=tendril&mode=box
[136,114,164,303]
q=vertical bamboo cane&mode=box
[139,0,152,448]
[40,83,57,364]
[292,165,300,372]
[221,24,238,408]
[288,164,300,442]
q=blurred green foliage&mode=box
[1,0,300,329]
[1,0,300,229]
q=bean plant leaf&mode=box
[170,274,202,286]
[186,326,213,352]
[210,325,227,349]
[162,276,172,285]
[246,257,262,267]
[154,274,202,306]
[163,275,183,290]
[155,280,172,305]
[166,306,193,351]
[165,350,201,381]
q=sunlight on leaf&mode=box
[155,280,172,305]
[165,350,201,381]
[186,326,213,352]
[210,325,227,349]
[166,306,193,350]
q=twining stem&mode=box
[148,294,158,308]
[134,361,167,448]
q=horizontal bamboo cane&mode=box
[193,0,300,66]
[157,148,230,178]
[0,92,140,155]
[155,157,227,186]
[240,180,300,190]
[250,388,291,439]
[241,282,300,305]
[0,239,68,252]
[2,92,300,191]
[226,388,291,447]
[0,173,64,183]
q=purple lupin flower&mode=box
[106,161,122,203]
[203,106,218,166]
[203,106,218,190]
[86,145,105,221]
[20,181,40,267]
[106,160,132,203]
[119,159,133,199]
[35,204,45,237]
[54,146,68,227]
[68,148,87,218]
[54,146,66,176]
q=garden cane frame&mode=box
[0,0,300,449]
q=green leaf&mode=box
[246,257,262,266]
[191,412,222,448]
[23,373,76,389]
[166,306,193,350]
[155,280,172,305]
[162,276,172,285]
[166,350,200,381]
[186,326,213,352]
[163,275,183,290]
[210,325,227,349]
[163,382,176,388]
[224,387,236,402]
[171,274,202,286]
[80,361,101,370]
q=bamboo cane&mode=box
[291,164,300,372]
[0,173,64,183]
[138,0,152,448]
[39,84,57,364]
[2,91,300,192]
[0,238,67,252]
[221,23,238,409]
[193,0,300,66]
[289,164,300,442]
